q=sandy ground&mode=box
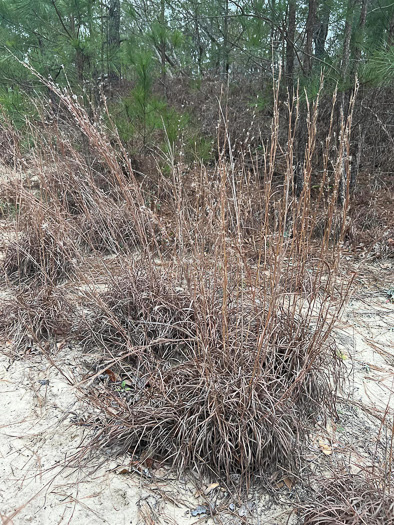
[0,344,200,525]
[0,272,393,524]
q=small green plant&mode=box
[113,50,190,152]
[112,52,212,162]
[115,380,132,392]
[336,349,348,361]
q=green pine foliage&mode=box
[0,0,393,163]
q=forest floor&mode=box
[0,249,393,524]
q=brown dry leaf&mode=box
[56,340,66,351]
[144,457,154,469]
[276,478,293,490]
[284,477,293,490]
[103,369,117,382]
[204,482,219,495]
[116,466,131,475]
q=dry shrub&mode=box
[0,286,73,351]
[301,473,394,524]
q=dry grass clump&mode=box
[0,176,19,218]
[79,265,195,358]
[342,172,394,257]
[81,261,343,486]
[0,120,19,167]
[0,286,73,352]
[0,71,357,489]
[16,102,159,256]
[301,473,394,524]
[92,342,340,486]
[1,182,77,286]
[3,218,76,285]
[76,202,149,254]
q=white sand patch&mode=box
[0,348,196,524]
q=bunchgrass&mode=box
[0,71,360,488]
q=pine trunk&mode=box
[108,0,121,85]
[314,1,330,58]
[286,0,296,96]
[295,0,316,197]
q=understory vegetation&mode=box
[0,0,394,522]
